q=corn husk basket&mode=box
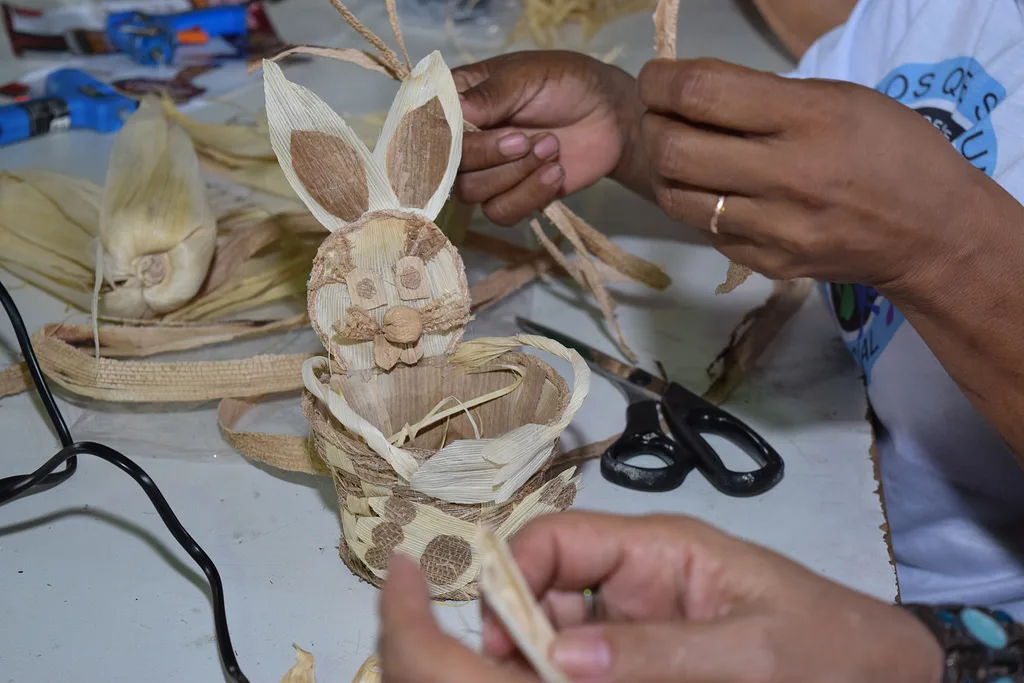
[262,51,590,599]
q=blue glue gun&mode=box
[105,4,249,66]
[0,69,138,147]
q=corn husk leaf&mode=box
[280,645,316,683]
[100,96,218,318]
[477,526,569,683]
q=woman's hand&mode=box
[638,57,987,300]
[378,511,943,682]
[453,51,645,225]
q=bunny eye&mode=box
[346,268,388,310]
[395,256,430,300]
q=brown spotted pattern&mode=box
[356,278,377,300]
[383,497,417,525]
[420,535,473,586]
[364,521,404,570]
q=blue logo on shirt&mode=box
[826,57,1006,380]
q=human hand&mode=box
[453,51,645,225]
[638,57,988,299]
[378,511,943,683]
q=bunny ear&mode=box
[263,59,399,231]
[374,51,462,221]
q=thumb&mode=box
[379,554,531,682]
[550,619,762,683]
[457,67,535,130]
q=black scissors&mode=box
[517,318,784,497]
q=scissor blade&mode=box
[516,318,670,399]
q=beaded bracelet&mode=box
[902,604,1024,683]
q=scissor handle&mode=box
[661,384,784,497]
[600,400,695,492]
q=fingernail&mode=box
[533,134,559,160]
[498,133,529,158]
[540,163,565,186]
[552,631,611,677]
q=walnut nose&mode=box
[382,306,422,344]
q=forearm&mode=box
[889,174,1024,466]
[751,0,858,58]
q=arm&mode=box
[891,174,1024,466]
[750,0,859,59]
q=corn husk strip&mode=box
[704,278,813,404]
[536,206,636,361]
[653,0,678,58]
[569,210,670,290]
[36,316,306,359]
[31,326,310,402]
[410,334,590,504]
[1,363,30,399]
[384,0,412,69]
[470,250,555,312]
[218,396,325,475]
[327,0,409,78]
[260,45,397,79]
[477,526,569,683]
[100,97,218,319]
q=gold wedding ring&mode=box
[710,194,726,234]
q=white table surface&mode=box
[0,2,895,681]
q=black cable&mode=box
[0,278,249,683]
[0,280,75,493]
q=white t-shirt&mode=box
[790,0,1024,617]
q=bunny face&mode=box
[263,52,470,373]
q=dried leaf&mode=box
[100,96,217,318]
[261,45,397,78]
[653,0,679,58]
[704,278,813,404]
[716,261,753,295]
[280,644,316,683]
[477,526,569,683]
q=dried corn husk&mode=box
[100,96,217,318]
[280,645,317,682]
[478,526,569,683]
[351,653,381,682]
[160,97,299,202]
[511,0,656,49]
